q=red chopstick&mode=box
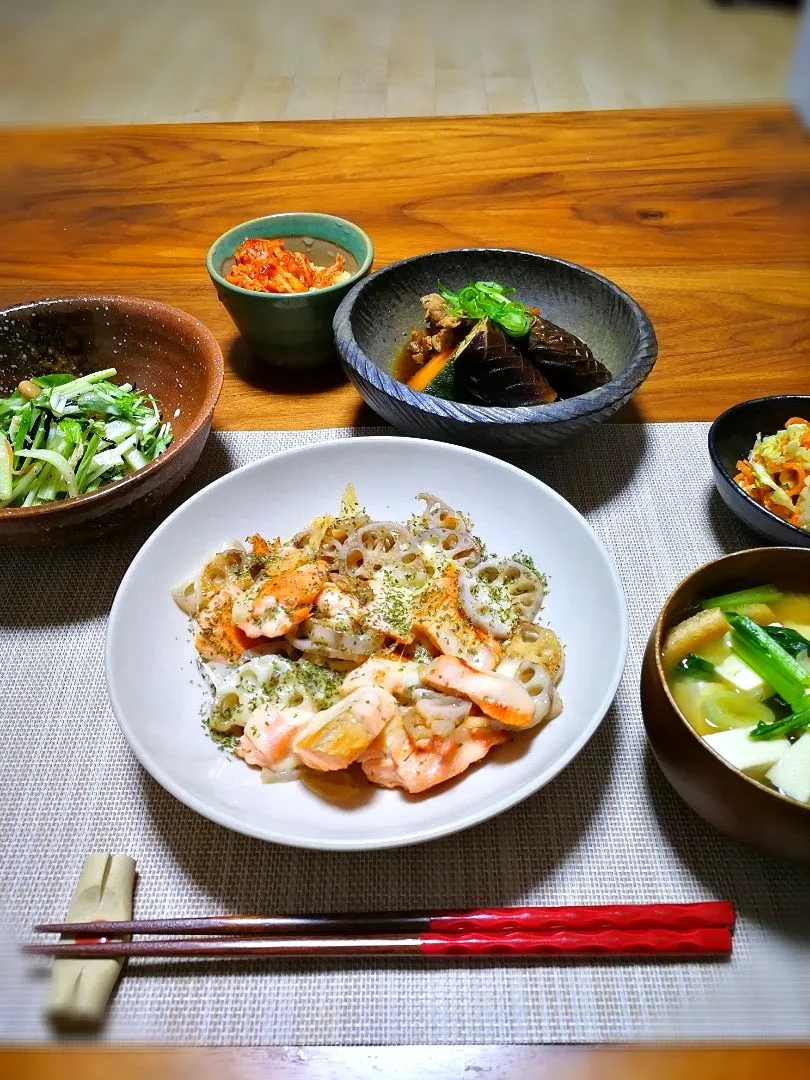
[23,927,733,960]
[34,901,735,938]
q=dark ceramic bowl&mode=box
[641,547,810,864]
[333,248,657,449]
[0,296,223,547]
[709,395,810,548]
[207,212,374,369]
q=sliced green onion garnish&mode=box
[438,279,533,338]
[702,686,775,730]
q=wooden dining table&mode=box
[2,104,810,1078]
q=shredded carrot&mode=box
[778,461,806,498]
[225,238,347,294]
[763,493,793,520]
[734,459,754,483]
[785,417,810,429]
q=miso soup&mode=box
[663,586,810,806]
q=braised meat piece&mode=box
[420,293,462,331]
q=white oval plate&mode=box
[106,437,628,850]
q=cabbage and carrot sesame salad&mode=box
[225,238,349,294]
[734,417,810,532]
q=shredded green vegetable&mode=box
[726,612,810,711]
[750,702,810,741]
[438,280,532,337]
[764,625,810,658]
[699,585,782,611]
[675,654,715,680]
[0,368,173,507]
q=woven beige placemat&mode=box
[1,424,808,1044]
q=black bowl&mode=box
[333,248,657,449]
[708,395,810,548]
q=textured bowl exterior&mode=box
[334,248,657,449]
[207,212,374,369]
[0,296,223,547]
[640,547,810,864]
[709,395,810,548]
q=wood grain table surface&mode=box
[0,104,809,434]
[1,105,809,1077]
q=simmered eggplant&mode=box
[454,321,558,407]
[396,280,607,408]
[526,317,611,397]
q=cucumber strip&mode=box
[2,461,45,507]
[104,419,135,443]
[74,432,101,491]
[0,438,12,500]
[123,447,147,472]
[16,448,78,499]
[53,368,117,400]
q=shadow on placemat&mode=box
[506,418,650,517]
[707,486,772,553]
[140,702,619,914]
[643,746,810,943]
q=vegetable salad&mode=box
[734,416,810,532]
[0,368,173,507]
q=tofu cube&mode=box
[714,655,770,698]
[703,726,791,777]
[766,733,810,804]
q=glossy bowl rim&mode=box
[708,394,810,544]
[652,546,810,814]
[0,295,224,522]
[206,212,375,300]
[334,246,658,426]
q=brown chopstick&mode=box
[34,901,736,938]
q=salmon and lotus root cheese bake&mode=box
[397,281,612,407]
[172,488,565,797]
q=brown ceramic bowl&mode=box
[641,547,810,864]
[0,296,223,547]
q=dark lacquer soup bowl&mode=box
[334,248,657,450]
[641,547,810,864]
[0,296,223,547]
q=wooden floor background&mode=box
[0,0,799,125]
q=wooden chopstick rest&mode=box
[47,852,136,1030]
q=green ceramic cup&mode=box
[206,212,374,368]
